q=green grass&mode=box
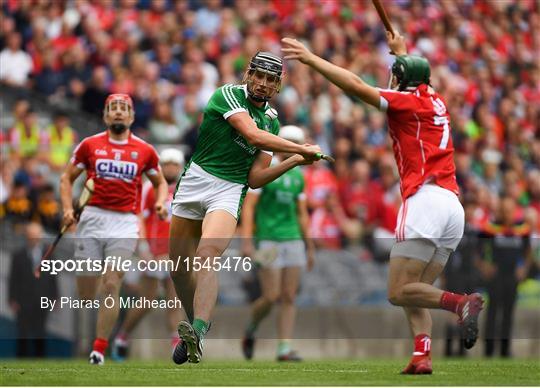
[1,359,539,386]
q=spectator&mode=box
[310,191,362,250]
[1,180,33,235]
[340,159,375,221]
[303,162,339,211]
[148,102,183,144]
[32,183,61,236]
[9,98,30,129]
[8,222,58,357]
[9,108,49,161]
[0,158,17,204]
[0,31,32,87]
[45,110,76,172]
[34,49,63,97]
[60,44,92,100]
[151,41,181,83]
[366,158,401,263]
[81,67,109,115]
[477,196,533,358]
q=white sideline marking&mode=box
[4,367,368,373]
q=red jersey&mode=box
[379,85,459,199]
[71,131,160,213]
[141,180,174,256]
[304,166,339,208]
[309,208,342,250]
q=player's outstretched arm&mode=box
[228,112,320,159]
[247,151,320,189]
[281,38,380,108]
[146,171,168,220]
[60,163,84,226]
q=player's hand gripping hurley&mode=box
[34,179,95,278]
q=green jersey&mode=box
[254,165,305,241]
[191,84,280,184]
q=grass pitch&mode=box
[1,359,539,386]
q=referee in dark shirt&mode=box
[477,196,532,358]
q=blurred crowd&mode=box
[1,0,539,279]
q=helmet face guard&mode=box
[103,93,135,132]
[243,52,283,102]
[390,55,431,91]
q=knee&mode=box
[196,245,220,260]
[102,274,123,295]
[280,291,296,305]
[78,289,95,301]
[263,291,280,304]
[387,288,403,306]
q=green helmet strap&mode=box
[391,55,431,91]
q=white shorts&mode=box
[171,162,247,220]
[257,240,307,269]
[74,206,139,274]
[392,184,464,262]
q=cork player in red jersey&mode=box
[282,31,484,374]
[60,94,168,365]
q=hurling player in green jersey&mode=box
[240,125,315,362]
[169,52,323,365]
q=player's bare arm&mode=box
[59,163,84,226]
[297,197,315,271]
[227,112,320,159]
[247,150,319,189]
[281,38,380,108]
[146,171,168,220]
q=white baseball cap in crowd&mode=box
[278,125,305,144]
[159,148,185,165]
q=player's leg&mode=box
[90,230,137,365]
[392,188,482,346]
[177,210,238,364]
[169,214,201,364]
[402,259,446,373]
[164,277,183,347]
[388,255,432,374]
[75,236,106,365]
[124,275,159,333]
[193,210,237,320]
[404,259,444,333]
[387,244,443,309]
[112,274,159,361]
[77,275,100,300]
[242,266,281,360]
[484,279,498,357]
[169,214,203,323]
[88,269,125,364]
[253,267,282,325]
[95,269,125,339]
[277,265,302,361]
[499,278,518,357]
[76,237,102,301]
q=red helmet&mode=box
[104,93,134,111]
